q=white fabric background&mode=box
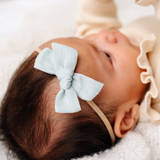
[0,0,159,160]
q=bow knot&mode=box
[57,68,73,90]
[34,43,104,113]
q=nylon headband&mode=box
[35,47,115,144]
[86,101,115,144]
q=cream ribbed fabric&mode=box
[136,0,160,20]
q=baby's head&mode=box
[0,29,146,160]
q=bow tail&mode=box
[72,73,104,101]
[55,88,81,113]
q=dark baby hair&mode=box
[0,51,117,160]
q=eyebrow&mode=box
[69,36,98,54]
[68,37,79,39]
[88,42,99,55]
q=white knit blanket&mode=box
[0,0,159,160]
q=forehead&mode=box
[39,38,101,79]
[38,37,107,103]
[39,38,85,50]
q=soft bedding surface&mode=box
[0,0,159,160]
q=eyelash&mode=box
[105,53,112,63]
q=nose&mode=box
[96,30,117,43]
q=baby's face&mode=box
[40,29,146,110]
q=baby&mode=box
[0,0,160,160]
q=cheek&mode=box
[119,65,143,100]
[117,60,139,87]
[112,58,141,96]
[115,51,139,79]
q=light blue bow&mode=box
[34,43,104,113]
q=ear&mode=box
[114,104,139,138]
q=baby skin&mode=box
[0,29,148,160]
[40,29,147,138]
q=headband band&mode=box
[34,44,115,144]
[86,101,115,144]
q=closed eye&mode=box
[105,53,112,64]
